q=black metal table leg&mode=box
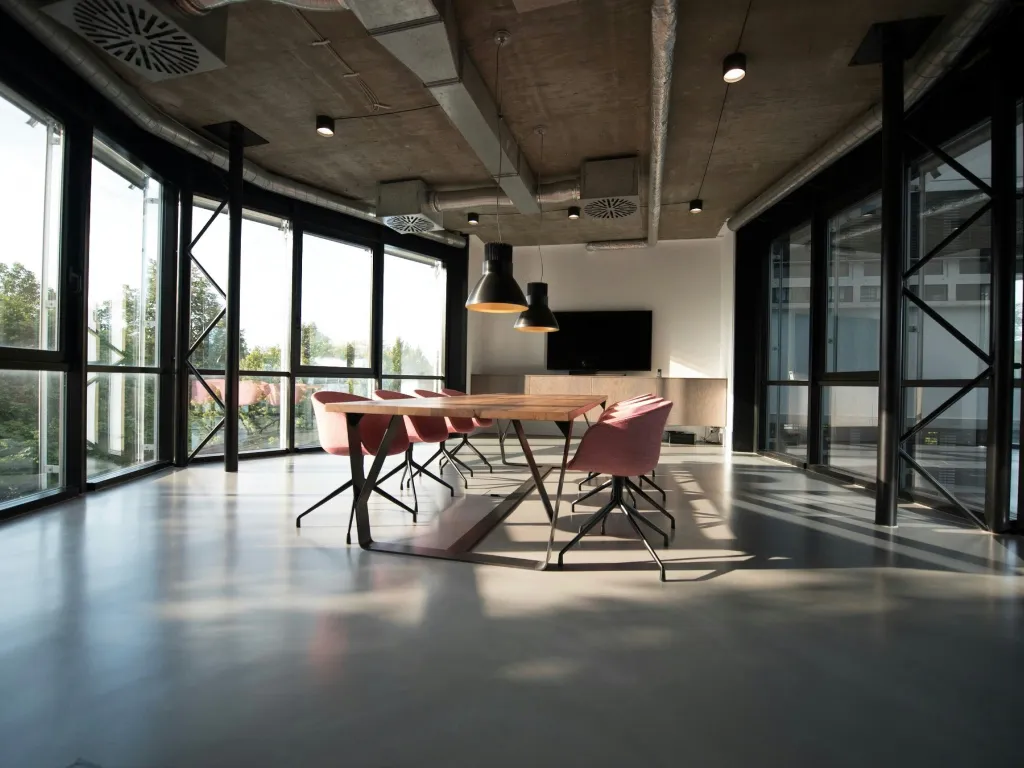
[499,419,528,467]
[348,414,403,549]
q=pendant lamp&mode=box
[514,282,559,332]
[466,242,527,312]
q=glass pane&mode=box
[766,385,807,459]
[903,387,987,511]
[86,372,158,479]
[0,87,62,351]
[238,376,287,453]
[767,223,811,381]
[0,370,63,504]
[89,140,161,367]
[300,234,372,367]
[188,373,224,457]
[294,377,376,448]
[239,217,290,372]
[906,123,991,380]
[823,386,878,478]
[827,193,881,372]
[383,249,446,377]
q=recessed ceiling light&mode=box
[316,114,335,137]
[689,198,704,214]
[467,212,480,225]
[567,206,581,220]
[723,52,747,83]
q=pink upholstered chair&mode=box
[295,391,416,544]
[412,390,478,485]
[438,388,494,473]
[375,389,455,505]
[558,396,674,581]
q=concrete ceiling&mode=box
[125,0,965,245]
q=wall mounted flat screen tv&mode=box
[546,310,653,372]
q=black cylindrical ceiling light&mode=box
[316,114,335,137]
[467,211,480,225]
[722,52,747,83]
[514,282,559,333]
[689,198,704,214]
[567,206,581,220]
[466,242,527,313]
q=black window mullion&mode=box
[158,181,179,464]
[371,239,384,383]
[807,212,828,464]
[288,219,302,451]
[174,189,193,466]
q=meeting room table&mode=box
[322,393,606,569]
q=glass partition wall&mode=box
[756,103,1023,531]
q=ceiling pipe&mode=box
[832,191,989,244]
[727,0,1005,232]
[176,0,346,11]
[0,0,467,249]
[585,0,677,252]
[429,179,579,212]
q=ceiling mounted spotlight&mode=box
[568,206,581,220]
[316,114,335,137]
[689,199,704,214]
[722,52,747,83]
[467,212,480,225]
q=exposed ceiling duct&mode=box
[585,0,677,251]
[344,0,541,215]
[0,0,466,248]
[428,179,580,212]
[176,0,347,12]
[727,0,1006,232]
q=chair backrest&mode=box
[374,389,449,443]
[569,396,673,477]
[311,391,409,456]
[438,387,493,428]
[418,389,476,434]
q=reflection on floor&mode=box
[0,441,1021,767]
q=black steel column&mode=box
[224,124,244,472]
[371,240,384,387]
[874,30,906,527]
[807,213,828,465]
[174,189,193,466]
[159,182,179,464]
[287,219,303,451]
[984,22,1015,532]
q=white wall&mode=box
[466,233,736,439]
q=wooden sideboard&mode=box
[470,374,727,426]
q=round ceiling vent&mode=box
[72,0,201,77]
[385,214,435,233]
[583,197,639,219]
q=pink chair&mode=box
[375,389,455,508]
[412,390,479,486]
[438,388,494,474]
[296,391,417,543]
[558,396,674,581]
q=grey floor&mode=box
[0,440,1022,768]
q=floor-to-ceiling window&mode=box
[0,84,65,506]
[86,137,163,480]
[765,222,811,459]
[294,232,376,448]
[823,192,882,478]
[382,246,447,395]
[904,121,994,510]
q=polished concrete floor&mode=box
[1,440,1022,767]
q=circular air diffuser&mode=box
[71,0,201,77]
[385,215,435,233]
[583,198,639,219]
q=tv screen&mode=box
[546,311,653,372]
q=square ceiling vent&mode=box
[579,157,640,220]
[43,0,226,81]
[378,180,444,234]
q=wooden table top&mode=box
[323,393,607,422]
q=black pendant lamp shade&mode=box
[466,242,528,313]
[514,282,559,332]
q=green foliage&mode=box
[0,262,41,348]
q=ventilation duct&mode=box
[2,0,466,248]
[579,157,640,220]
[428,179,579,212]
[176,0,347,12]
[585,0,677,251]
[43,0,227,80]
[728,0,1005,231]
